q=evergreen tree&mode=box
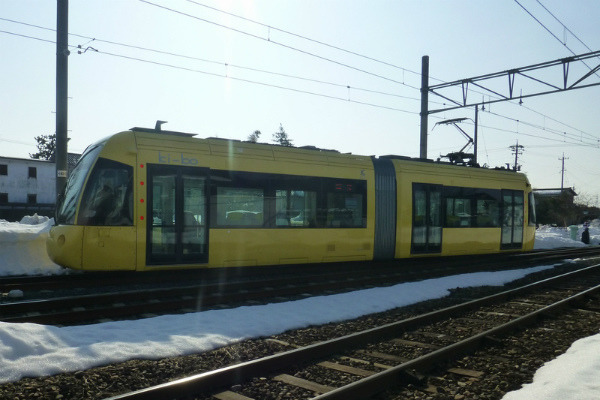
[247,130,261,143]
[272,124,293,147]
[30,134,56,161]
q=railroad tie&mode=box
[273,374,335,394]
[213,391,255,400]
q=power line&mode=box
[0,136,38,147]
[457,118,599,148]
[485,110,600,144]
[184,0,425,78]
[131,3,600,142]
[94,48,419,114]
[514,0,565,48]
[138,0,411,87]
[0,28,418,114]
[535,0,595,53]
[514,0,600,75]
[0,17,419,102]
[3,15,598,147]
[517,102,599,142]
[0,29,55,45]
[3,16,595,141]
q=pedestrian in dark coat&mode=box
[582,222,590,245]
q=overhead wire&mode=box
[2,9,598,148]
[138,0,413,88]
[432,114,600,148]
[0,17,421,102]
[0,28,419,115]
[0,29,55,45]
[136,1,600,144]
[514,0,600,76]
[535,0,596,53]
[95,48,419,114]
[484,110,599,144]
[184,0,428,80]
[475,121,597,147]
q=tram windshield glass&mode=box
[56,143,104,224]
[77,158,133,226]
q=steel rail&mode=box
[314,269,600,399]
[104,263,600,400]
[5,247,599,325]
[2,246,598,293]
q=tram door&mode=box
[411,183,442,254]
[147,165,208,265]
[501,190,524,249]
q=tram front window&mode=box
[77,158,133,226]
[56,144,104,225]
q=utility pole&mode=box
[419,55,429,159]
[473,105,478,164]
[559,153,569,189]
[55,0,69,201]
[509,140,524,171]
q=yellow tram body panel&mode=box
[208,229,372,267]
[47,224,84,269]
[132,131,375,270]
[391,158,535,258]
[47,128,536,272]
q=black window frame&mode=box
[0,164,7,175]
[28,166,37,179]
[528,192,537,226]
[76,157,134,226]
[0,193,8,204]
[209,170,367,229]
[56,143,105,225]
[411,183,443,254]
[27,194,37,204]
[443,187,501,228]
[146,164,209,265]
[501,189,525,249]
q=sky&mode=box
[1,216,599,399]
[1,1,600,205]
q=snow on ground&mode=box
[534,219,600,249]
[0,217,598,398]
[502,334,600,400]
[0,215,64,276]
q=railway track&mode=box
[104,263,600,400]
[2,247,600,326]
[0,247,596,324]
[2,247,598,294]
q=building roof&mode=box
[533,187,577,197]
[0,153,81,166]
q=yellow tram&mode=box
[47,127,535,271]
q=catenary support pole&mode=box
[55,0,69,201]
[420,55,429,159]
[474,105,478,164]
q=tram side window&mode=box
[475,197,500,227]
[445,197,472,227]
[443,187,500,228]
[276,190,317,227]
[57,144,104,225]
[325,191,365,228]
[528,192,537,226]
[78,158,133,226]
[211,170,366,229]
[216,187,264,226]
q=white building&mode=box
[0,154,80,220]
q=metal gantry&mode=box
[419,50,600,159]
[427,50,600,114]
